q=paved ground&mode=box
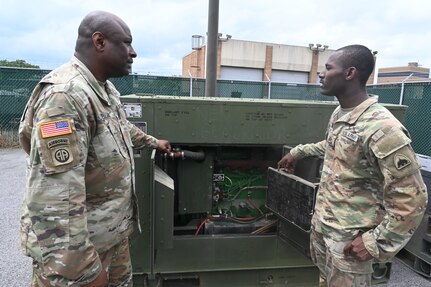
[0,148,430,286]
[0,148,32,286]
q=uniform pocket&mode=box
[107,120,130,159]
[93,120,128,177]
[27,185,70,248]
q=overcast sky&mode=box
[1,0,430,76]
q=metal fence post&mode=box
[189,71,193,97]
[265,74,271,99]
[399,73,414,105]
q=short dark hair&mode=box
[336,45,375,85]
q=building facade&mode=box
[182,38,377,85]
[377,62,430,84]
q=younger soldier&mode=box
[278,45,427,286]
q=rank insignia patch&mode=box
[40,119,72,138]
[394,153,411,170]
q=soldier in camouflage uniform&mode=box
[278,45,427,286]
[18,11,171,287]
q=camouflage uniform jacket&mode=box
[19,56,159,283]
[290,96,427,262]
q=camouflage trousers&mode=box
[310,227,373,287]
[31,237,133,287]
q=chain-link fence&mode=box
[399,82,431,156]
[0,67,50,145]
[1,67,430,156]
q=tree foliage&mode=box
[0,59,40,68]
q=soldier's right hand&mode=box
[156,139,172,155]
[82,268,108,287]
[277,153,295,174]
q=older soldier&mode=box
[278,45,427,286]
[19,11,171,287]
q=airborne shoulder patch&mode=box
[47,138,70,149]
[394,153,411,170]
[40,119,72,138]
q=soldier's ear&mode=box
[92,32,106,52]
[344,67,357,81]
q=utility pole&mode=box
[205,0,219,97]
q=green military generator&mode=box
[121,95,406,286]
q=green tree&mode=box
[0,59,40,68]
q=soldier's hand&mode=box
[277,153,295,173]
[156,139,172,155]
[82,268,108,287]
[343,234,374,261]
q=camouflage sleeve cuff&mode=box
[289,141,326,159]
[290,146,306,160]
[77,257,103,285]
[362,230,380,259]
[153,138,159,148]
[128,122,159,149]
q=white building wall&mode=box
[218,39,333,82]
[272,45,312,72]
[220,40,267,68]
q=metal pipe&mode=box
[205,0,219,97]
[166,149,206,162]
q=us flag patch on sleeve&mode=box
[40,119,72,138]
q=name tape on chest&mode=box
[40,119,72,138]
[342,130,359,142]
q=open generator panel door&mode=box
[266,149,322,256]
[266,146,393,285]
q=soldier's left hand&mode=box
[343,234,374,261]
[156,139,172,155]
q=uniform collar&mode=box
[337,95,378,124]
[71,56,111,106]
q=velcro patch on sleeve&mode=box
[382,146,420,179]
[394,153,411,170]
[51,146,74,166]
[40,119,72,138]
